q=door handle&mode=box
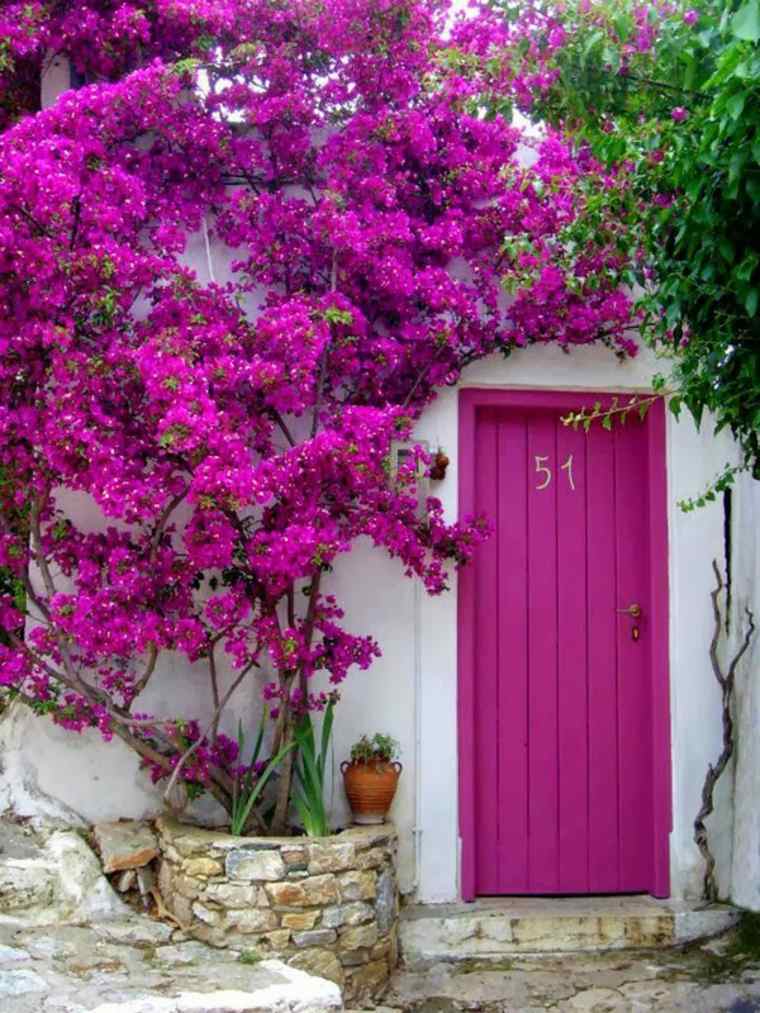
[616,603,642,619]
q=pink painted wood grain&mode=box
[458,390,671,899]
[497,416,529,890]
[556,420,590,892]
[526,412,560,892]
[586,424,620,892]
[473,415,500,888]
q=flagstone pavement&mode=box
[1,914,760,1011]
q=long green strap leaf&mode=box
[230,739,296,836]
[319,702,334,780]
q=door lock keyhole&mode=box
[617,603,642,641]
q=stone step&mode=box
[0,820,127,926]
[399,896,739,967]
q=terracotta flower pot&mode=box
[341,758,402,825]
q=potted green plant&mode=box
[341,733,402,825]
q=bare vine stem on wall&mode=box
[693,559,756,902]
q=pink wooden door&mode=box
[459,390,670,898]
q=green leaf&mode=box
[293,795,312,835]
[745,288,759,316]
[250,712,266,766]
[726,92,746,119]
[732,0,760,41]
[230,739,296,836]
[171,57,201,77]
[320,701,335,779]
[729,150,748,183]
[736,253,759,282]
[601,44,621,72]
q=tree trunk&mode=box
[270,713,295,835]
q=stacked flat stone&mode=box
[156,817,399,1004]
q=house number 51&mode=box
[535,454,576,491]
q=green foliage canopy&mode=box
[491,0,760,476]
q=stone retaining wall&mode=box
[156,817,399,1003]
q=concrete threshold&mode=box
[399,896,739,967]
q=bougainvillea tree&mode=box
[0,0,639,831]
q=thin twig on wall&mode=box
[693,559,756,902]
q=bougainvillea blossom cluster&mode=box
[455,0,676,111]
[0,0,247,129]
[0,0,639,829]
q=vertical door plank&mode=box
[556,423,590,892]
[497,414,529,890]
[615,422,654,888]
[473,412,500,892]
[526,413,559,892]
[586,427,621,892]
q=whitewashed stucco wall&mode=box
[730,474,760,909]
[6,67,757,908]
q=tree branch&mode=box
[14,204,55,240]
[269,409,296,448]
[69,195,82,251]
[310,251,337,439]
[150,487,188,561]
[208,642,221,741]
[162,660,255,803]
[270,571,323,835]
[131,644,159,703]
[28,494,56,600]
[694,560,756,901]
